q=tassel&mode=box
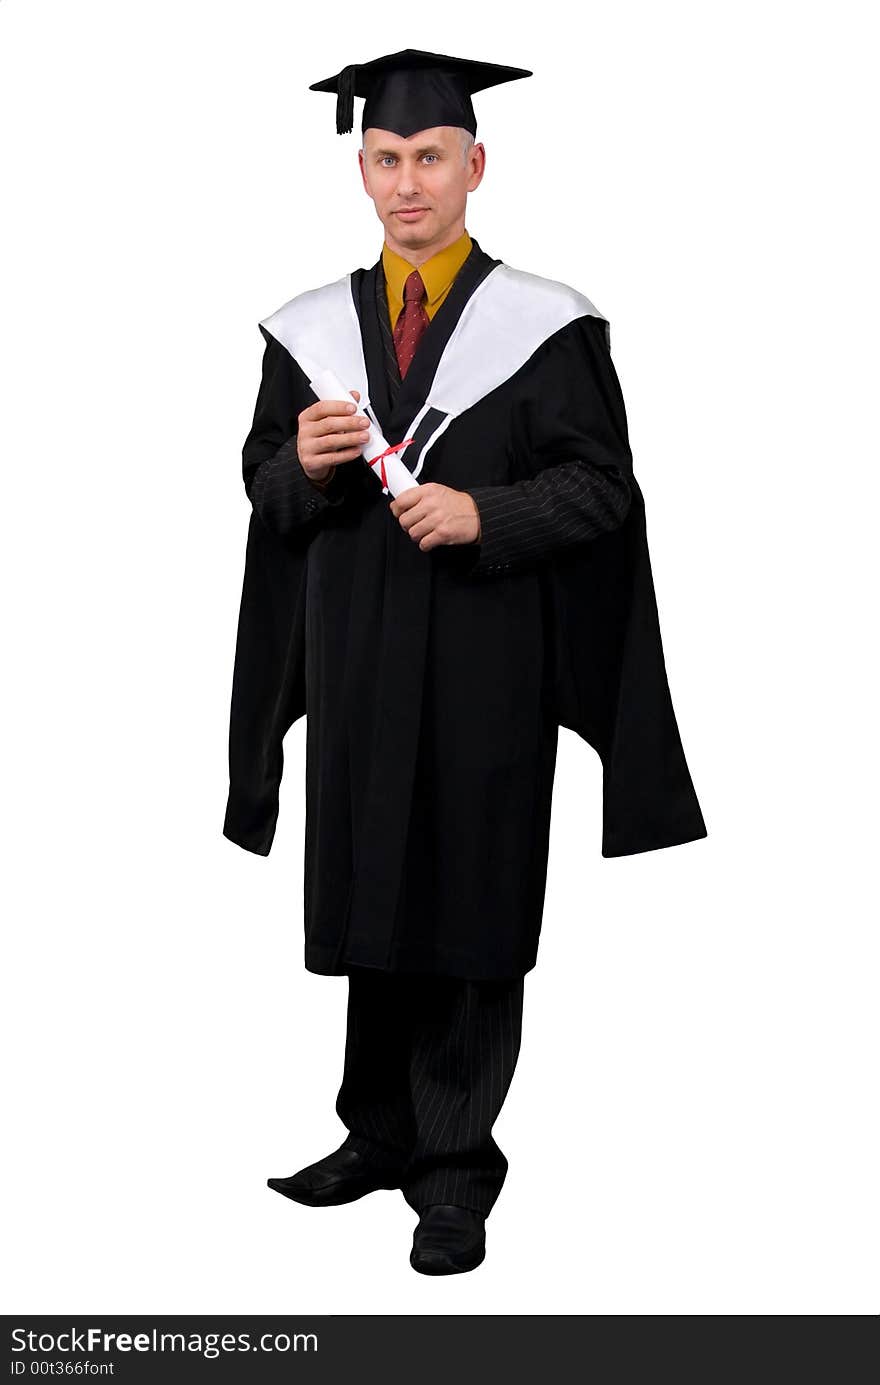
[336,64,356,134]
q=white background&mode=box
[1,0,877,1316]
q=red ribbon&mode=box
[369,437,415,490]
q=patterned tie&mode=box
[393,268,430,379]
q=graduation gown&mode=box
[223,237,706,979]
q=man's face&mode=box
[359,125,485,255]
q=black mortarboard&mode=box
[309,48,532,139]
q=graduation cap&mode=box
[309,48,532,139]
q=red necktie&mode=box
[393,268,430,379]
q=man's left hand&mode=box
[389,483,481,551]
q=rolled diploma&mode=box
[308,366,420,498]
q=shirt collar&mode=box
[382,228,473,309]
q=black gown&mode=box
[223,238,706,979]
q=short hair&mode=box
[457,128,475,165]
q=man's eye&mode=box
[379,154,438,166]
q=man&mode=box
[223,49,706,1275]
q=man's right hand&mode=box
[297,390,371,485]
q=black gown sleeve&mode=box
[459,314,634,577]
[242,328,365,537]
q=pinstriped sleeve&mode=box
[242,328,366,538]
[463,460,631,575]
[459,313,634,577]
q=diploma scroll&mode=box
[308,366,420,498]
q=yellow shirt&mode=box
[382,229,472,332]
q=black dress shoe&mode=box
[267,1146,403,1207]
[410,1203,486,1275]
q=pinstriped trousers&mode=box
[336,966,525,1216]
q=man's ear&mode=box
[468,142,486,193]
[358,147,371,195]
